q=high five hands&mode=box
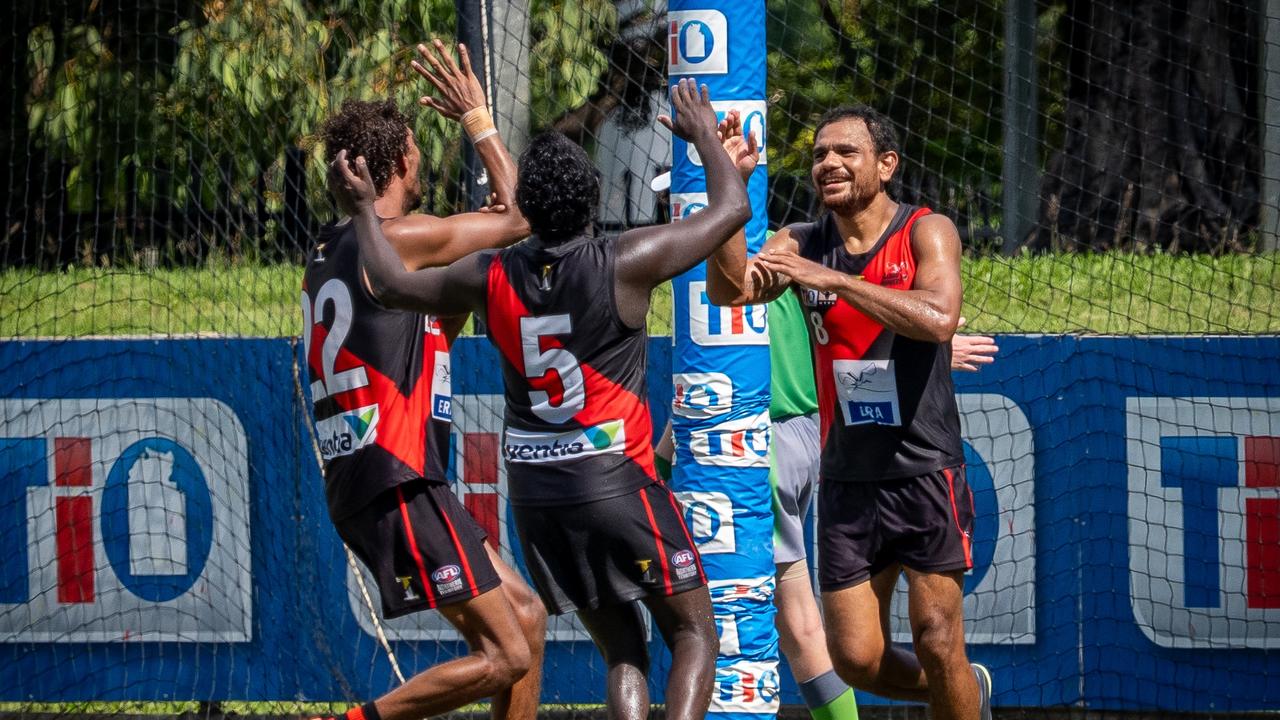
[658,78,720,142]
[411,39,486,119]
[717,110,759,180]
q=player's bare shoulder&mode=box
[909,212,961,254]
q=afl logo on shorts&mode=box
[671,549,699,581]
[672,550,696,568]
[431,565,461,583]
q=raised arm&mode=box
[706,226,797,306]
[380,40,528,270]
[756,213,962,343]
[330,151,486,317]
[613,80,751,315]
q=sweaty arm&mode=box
[613,80,752,327]
[756,213,962,343]
[331,151,487,318]
[705,226,798,307]
[379,132,525,271]
[382,41,528,270]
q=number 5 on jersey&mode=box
[521,314,585,424]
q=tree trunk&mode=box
[1031,0,1259,253]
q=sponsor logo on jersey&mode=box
[801,287,838,308]
[688,411,770,467]
[1127,396,1280,648]
[431,565,461,584]
[668,10,728,74]
[397,576,421,601]
[672,372,734,419]
[670,549,698,579]
[503,420,626,463]
[832,359,901,426]
[432,564,465,595]
[315,404,379,460]
[432,350,453,422]
[881,261,909,287]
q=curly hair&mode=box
[319,99,411,197]
[516,131,599,241]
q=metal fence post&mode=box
[1001,0,1040,254]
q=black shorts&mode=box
[818,466,974,592]
[513,482,706,615]
[333,478,501,618]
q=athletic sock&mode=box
[798,670,859,720]
[348,702,382,720]
[312,702,382,720]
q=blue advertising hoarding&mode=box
[1,335,1278,711]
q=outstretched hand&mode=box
[411,39,486,120]
[951,317,999,372]
[328,149,377,216]
[717,110,759,180]
[657,78,718,143]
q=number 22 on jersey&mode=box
[302,278,369,401]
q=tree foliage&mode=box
[5,0,1266,266]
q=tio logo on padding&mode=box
[1127,396,1280,648]
[685,101,769,168]
[670,192,708,222]
[689,281,768,347]
[0,398,251,643]
[888,394,1036,645]
[668,10,728,74]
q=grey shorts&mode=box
[770,413,821,564]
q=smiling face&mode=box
[810,117,898,215]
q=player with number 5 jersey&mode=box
[303,40,547,720]
[329,78,756,720]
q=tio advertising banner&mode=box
[0,335,1278,713]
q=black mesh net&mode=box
[2,0,1278,716]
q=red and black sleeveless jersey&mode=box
[792,204,964,482]
[302,220,453,520]
[484,235,657,507]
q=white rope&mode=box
[292,341,407,685]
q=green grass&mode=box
[2,254,1278,338]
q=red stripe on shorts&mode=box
[944,467,973,568]
[639,487,673,594]
[396,485,438,607]
[664,486,705,583]
[438,500,480,596]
